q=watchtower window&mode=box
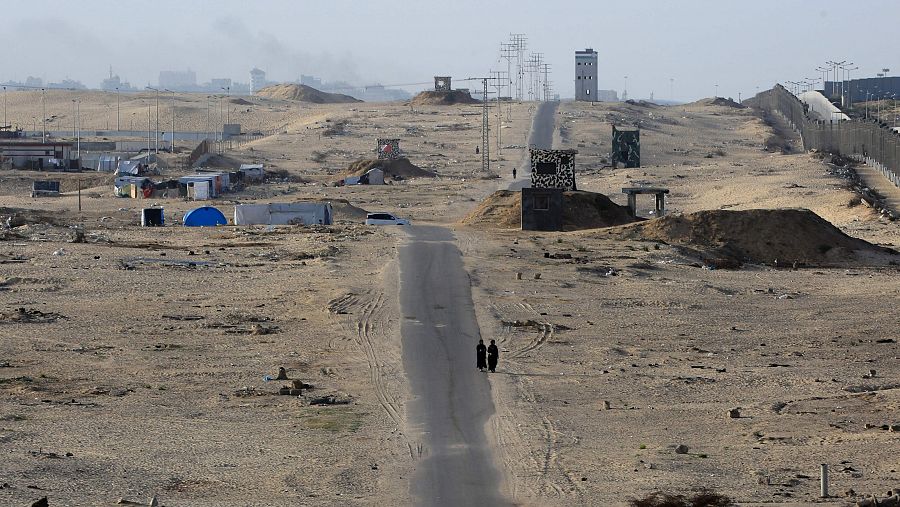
[535,161,557,175]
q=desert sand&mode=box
[1,90,898,506]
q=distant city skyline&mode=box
[3,0,899,101]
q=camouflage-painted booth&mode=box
[376,138,400,160]
[611,126,640,168]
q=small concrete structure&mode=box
[434,76,451,92]
[622,186,669,217]
[521,187,564,231]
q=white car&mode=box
[365,212,410,226]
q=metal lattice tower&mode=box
[500,42,516,101]
[510,34,527,101]
[542,63,552,101]
[482,78,490,173]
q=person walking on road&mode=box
[476,339,487,372]
[487,339,499,373]
[512,168,517,179]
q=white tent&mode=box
[234,202,333,225]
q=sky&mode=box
[3,0,899,101]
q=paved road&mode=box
[400,226,510,506]
[509,101,560,191]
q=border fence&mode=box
[749,84,900,189]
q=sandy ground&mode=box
[1,91,898,506]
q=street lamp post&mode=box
[2,86,6,128]
[76,99,80,159]
[164,89,175,152]
[116,86,120,132]
[715,83,719,98]
[206,95,211,141]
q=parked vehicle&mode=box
[365,212,410,226]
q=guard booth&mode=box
[612,126,640,168]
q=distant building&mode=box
[597,89,619,101]
[209,78,232,91]
[25,76,43,88]
[47,79,87,90]
[300,74,323,89]
[101,67,136,91]
[159,70,197,91]
[575,48,598,101]
[250,68,267,93]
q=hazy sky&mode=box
[4,0,899,100]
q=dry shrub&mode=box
[630,489,734,507]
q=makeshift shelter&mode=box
[141,208,164,227]
[96,155,120,172]
[239,164,265,182]
[31,180,61,197]
[183,206,228,227]
[114,176,153,198]
[344,167,385,185]
[234,202,333,225]
[117,160,142,175]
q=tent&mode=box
[234,202,333,225]
[183,206,228,227]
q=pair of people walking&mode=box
[476,339,499,373]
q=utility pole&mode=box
[2,86,6,128]
[206,95,211,141]
[41,88,46,143]
[147,103,151,155]
[146,86,160,153]
[116,86,120,131]
[491,70,507,151]
[509,33,527,101]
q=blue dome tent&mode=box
[183,206,228,227]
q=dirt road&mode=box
[399,226,510,506]
[510,100,560,190]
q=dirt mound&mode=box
[345,158,436,180]
[602,209,897,267]
[256,84,362,104]
[690,97,746,109]
[0,207,69,228]
[310,198,369,220]
[460,190,638,231]
[410,90,479,106]
[230,98,253,105]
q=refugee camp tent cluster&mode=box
[139,202,332,228]
[140,205,227,227]
[113,165,264,200]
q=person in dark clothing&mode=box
[476,339,487,372]
[487,340,499,373]
[512,168,517,179]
